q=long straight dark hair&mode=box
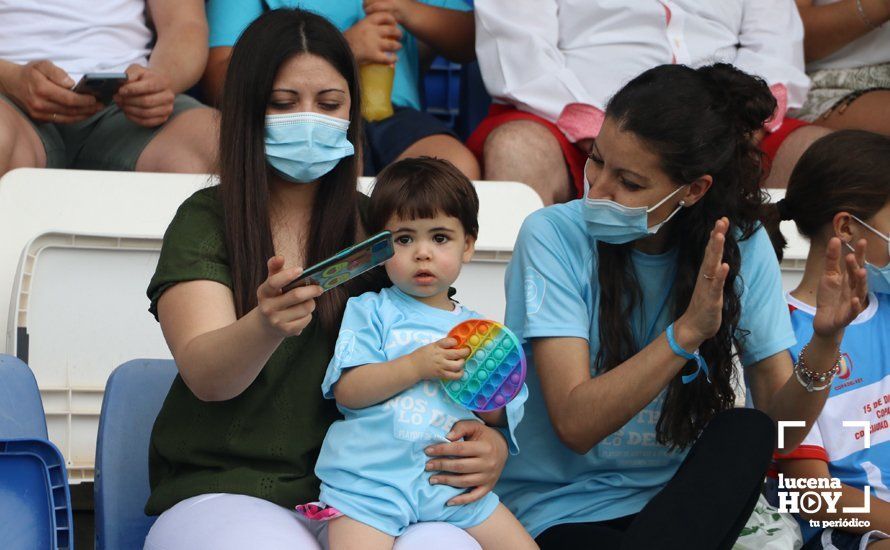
[595,63,776,449]
[218,9,381,340]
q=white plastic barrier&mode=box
[0,169,209,480]
[0,168,543,481]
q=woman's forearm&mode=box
[165,307,283,402]
[537,323,700,454]
[797,0,890,61]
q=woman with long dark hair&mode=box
[498,63,868,549]
[142,9,508,549]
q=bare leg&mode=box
[763,125,833,189]
[396,134,481,179]
[815,90,890,136]
[482,120,572,206]
[464,504,539,550]
[136,107,219,174]
[0,99,46,177]
[327,515,396,550]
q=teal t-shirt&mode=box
[206,0,471,111]
[498,200,797,537]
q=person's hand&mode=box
[256,256,323,338]
[425,420,509,505]
[812,238,868,341]
[410,337,469,381]
[343,11,402,65]
[363,0,413,24]
[113,64,175,128]
[675,217,731,350]
[7,60,101,123]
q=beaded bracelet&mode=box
[856,0,882,30]
[793,343,841,392]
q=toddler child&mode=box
[300,157,536,549]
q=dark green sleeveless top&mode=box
[144,187,342,514]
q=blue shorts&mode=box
[362,107,457,176]
[803,527,889,549]
[319,476,500,537]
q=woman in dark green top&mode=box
[144,10,510,549]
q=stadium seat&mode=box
[0,354,47,439]
[0,355,73,549]
[94,359,177,550]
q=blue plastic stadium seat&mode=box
[0,355,73,549]
[0,439,74,549]
[94,359,177,550]
[424,56,462,129]
[0,354,48,440]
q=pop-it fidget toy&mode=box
[442,320,526,412]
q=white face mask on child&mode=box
[845,214,890,295]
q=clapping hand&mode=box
[812,238,868,341]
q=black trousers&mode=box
[536,408,775,550]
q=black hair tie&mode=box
[776,198,794,221]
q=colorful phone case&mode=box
[284,231,393,293]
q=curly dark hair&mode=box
[595,63,776,449]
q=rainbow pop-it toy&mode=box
[442,320,526,412]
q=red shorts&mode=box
[466,105,811,199]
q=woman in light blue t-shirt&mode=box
[500,63,870,549]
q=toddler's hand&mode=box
[411,338,469,381]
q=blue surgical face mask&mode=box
[264,112,354,183]
[582,161,687,244]
[846,214,890,294]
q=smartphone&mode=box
[72,73,128,104]
[282,231,394,293]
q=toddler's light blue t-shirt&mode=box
[315,286,525,504]
[206,0,471,112]
[498,200,796,537]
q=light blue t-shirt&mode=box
[498,200,796,537]
[206,0,471,111]
[315,287,525,518]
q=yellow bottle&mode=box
[360,64,395,122]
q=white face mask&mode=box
[582,161,686,244]
[846,214,890,294]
